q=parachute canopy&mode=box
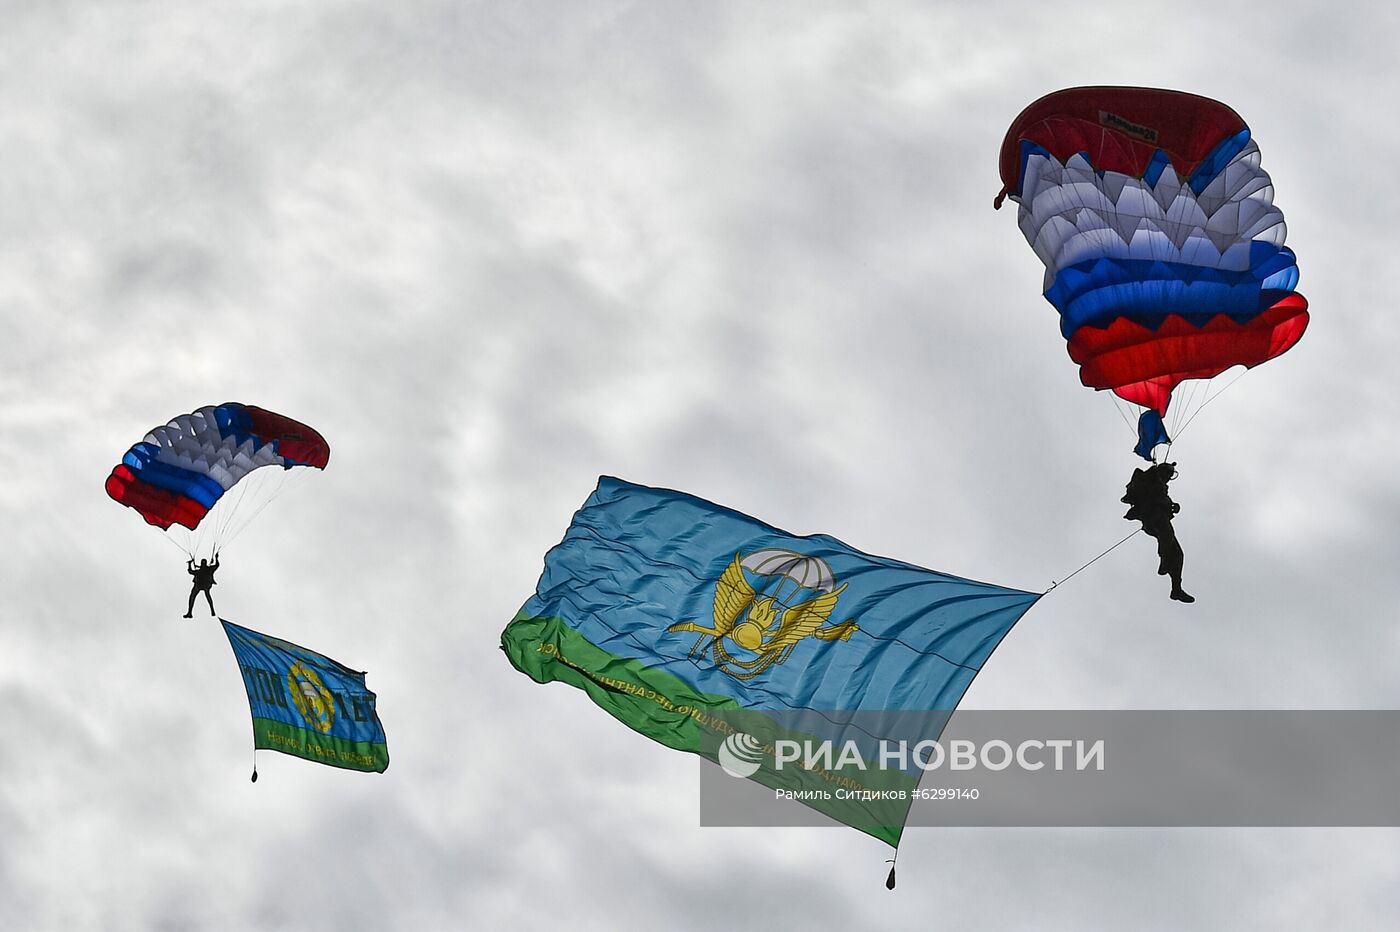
[105,403,329,540]
[996,86,1308,455]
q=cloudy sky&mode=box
[5,1,1399,928]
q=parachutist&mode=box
[184,554,220,617]
[1121,463,1193,603]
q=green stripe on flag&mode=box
[502,612,741,752]
[502,612,914,845]
[251,717,389,773]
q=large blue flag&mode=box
[223,619,389,774]
[502,477,1040,843]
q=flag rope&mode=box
[1045,528,1141,593]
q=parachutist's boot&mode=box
[183,612,193,618]
[1170,587,1194,603]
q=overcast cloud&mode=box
[4,1,1399,929]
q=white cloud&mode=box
[4,1,1399,928]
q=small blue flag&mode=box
[1135,409,1171,460]
[222,619,388,773]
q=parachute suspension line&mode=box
[211,467,267,553]
[1202,367,1248,407]
[219,468,306,552]
[214,473,256,544]
[213,475,265,552]
[1166,383,1188,439]
[885,846,899,890]
[251,748,259,783]
[1162,383,1192,460]
[1110,395,1139,438]
[221,472,260,537]
[1172,376,1208,439]
[1044,528,1142,594]
[158,529,194,560]
[1170,368,1249,446]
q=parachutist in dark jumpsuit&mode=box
[1122,463,1193,603]
[184,555,220,617]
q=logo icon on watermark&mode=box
[717,732,765,778]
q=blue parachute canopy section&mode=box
[1135,409,1172,461]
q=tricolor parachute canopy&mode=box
[995,86,1308,458]
[105,402,328,555]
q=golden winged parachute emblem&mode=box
[666,549,859,680]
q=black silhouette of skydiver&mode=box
[184,554,220,618]
[1122,463,1193,603]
